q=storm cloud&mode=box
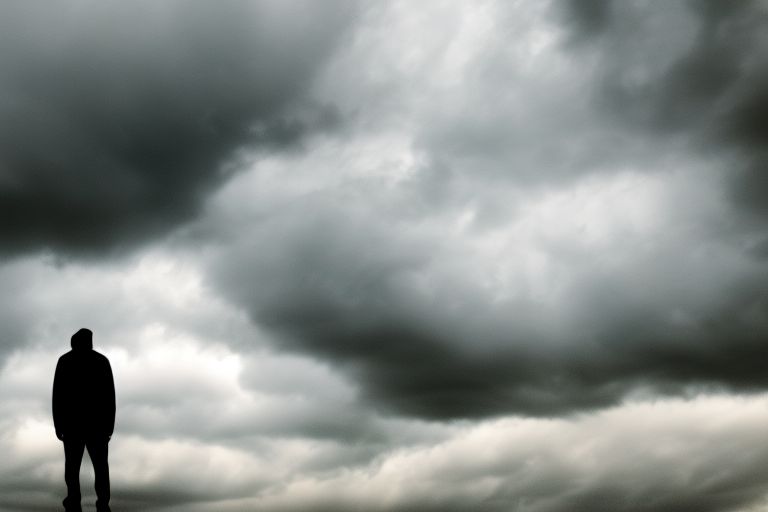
[0,0,353,257]
[562,0,768,216]
[210,172,768,419]
[206,0,768,420]
[3,1,768,511]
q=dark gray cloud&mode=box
[0,0,352,257]
[404,0,768,225]
[563,0,612,37]
[203,0,768,421]
[560,0,768,218]
[210,191,768,420]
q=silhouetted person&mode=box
[53,328,115,512]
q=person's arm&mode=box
[52,359,64,440]
[105,359,115,440]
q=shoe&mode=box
[62,497,82,512]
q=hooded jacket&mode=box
[52,329,115,437]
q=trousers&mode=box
[63,435,110,511]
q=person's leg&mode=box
[86,436,111,512]
[63,436,86,511]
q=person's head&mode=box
[71,328,93,351]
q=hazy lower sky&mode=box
[2,1,768,510]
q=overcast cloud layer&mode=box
[1,1,768,511]
[0,0,353,257]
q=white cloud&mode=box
[134,394,768,512]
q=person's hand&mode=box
[56,431,64,441]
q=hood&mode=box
[71,328,93,351]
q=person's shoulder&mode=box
[55,351,77,371]
[91,350,111,363]
[58,350,75,362]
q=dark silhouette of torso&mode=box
[53,344,115,437]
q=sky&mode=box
[1,0,768,510]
